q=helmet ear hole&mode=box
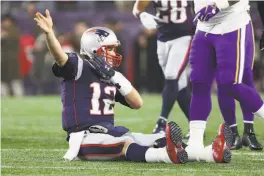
[93,50,96,53]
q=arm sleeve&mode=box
[258,1,264,26]
[115,91,132,108]
[52,52,83,80]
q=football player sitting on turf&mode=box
[33,9,188,164]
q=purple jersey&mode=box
[152,0,194,42]
[52,53,130,133]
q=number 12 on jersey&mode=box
[90,82,116,115]
[154,0,188,24]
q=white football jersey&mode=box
[194,0,251,34]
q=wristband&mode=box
[110,71,133,96]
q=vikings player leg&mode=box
[34,10,187,164]
[209,1,263,150]
[186,0,264,162]
[217,46,263,151]
[133,0,193,134]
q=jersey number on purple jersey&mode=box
[154,0,188,24]
[90,82,116,115]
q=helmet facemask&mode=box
[96,45,122,67]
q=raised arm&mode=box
[132,0,151,18]
[34,9,68,66]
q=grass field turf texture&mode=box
[2,94,264,176]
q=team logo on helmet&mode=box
[87,28,110,43]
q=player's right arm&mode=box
[132,0,151,18]
[34,9,68,66]
[111,72,143,109]
[133,0,158,30]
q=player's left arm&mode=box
[89,54,143,109]
[111,72,143,109]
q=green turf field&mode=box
[2,94,264,176]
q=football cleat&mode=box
[153,118,167,134]
[212,123,233,163]
[230,134,242,150]
[165,122,188,164]
[242,132,263,151]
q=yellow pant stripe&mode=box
[251,21,256,70]
[234,29,241,84]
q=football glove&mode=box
[193,4,220,23]
[88,53,115,80]
[260,30,264,51]
[139,12,158,30]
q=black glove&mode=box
[88,53,115,80]
[260,30,264,51]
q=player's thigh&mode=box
[189,31,216,84]
[78,133,134,161]
[215,23,252,85]
[164,36,192,80]
[157,40,169,72]
[178,69,188,91]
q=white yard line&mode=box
[252,159,264,161]
[1,149,66,152]
[2,136,63,140]
[232,152,264,156]
[1,165,263,173]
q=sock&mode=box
[125,143,149,162]
[190,83,212,121]
[178,87,191,121]
[160,79,179,119]
[254,103,264,120]
[217,86,237,126]
[244,122,254,134]
[188,121,206,147]
[229,124,239,136]
[145,147,172,163]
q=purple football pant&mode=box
[189,22,263,122]
[217,67,255,125]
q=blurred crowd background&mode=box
[1,1,264,97]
